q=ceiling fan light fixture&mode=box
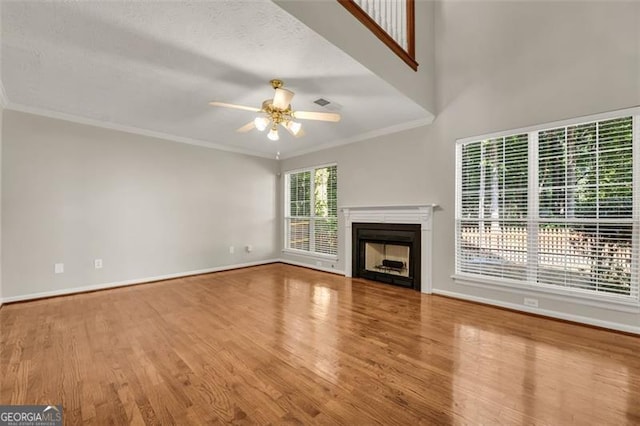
[267,126,279,141]
[288,121,302,136]
[254,116,269,132]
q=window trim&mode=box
[454,107,640,309]
[283,163,338,259]
[457,107,640,145]
[281,247,338,261]
[451,272,640,313]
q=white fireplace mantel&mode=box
[342,204,436,294]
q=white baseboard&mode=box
[278,258,345,276]
[432,289,640,335]
[0,259,280,304]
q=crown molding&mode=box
[3,100,436,161]
[280,114,434,160]
[4,102,277,159]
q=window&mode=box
[285,165,338,257]
[456,111,639,303]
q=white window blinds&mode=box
[285,165,338,256]
[456,113,639,301]
[458,134,529,282]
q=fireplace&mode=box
[353,223,421,290]
[343,205,435,294]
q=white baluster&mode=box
[400,0,406,50]
[373,1,379,26]
[394,2,397,48]
[385,0,391,36]
[381,0,387,34]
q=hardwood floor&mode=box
[1,263,639,425]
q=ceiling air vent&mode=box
[314,98,342,112]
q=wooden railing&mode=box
[339,0,417,71]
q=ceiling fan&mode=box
[209,79,341,141]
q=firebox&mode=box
[352,222,421,291]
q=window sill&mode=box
[282,248,338,261]
[451,273,640,313]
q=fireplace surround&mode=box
[342,205,436,294]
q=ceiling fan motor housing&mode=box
[261,100,292,125]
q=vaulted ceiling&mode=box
[1,0,430,158]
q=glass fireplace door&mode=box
[364,242,410,277]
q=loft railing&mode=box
[338,0,417,71]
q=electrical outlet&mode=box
[524,297,539,308]
[54,263,64,274]
[246,245,252,253]
[316,261,322,267]
[229,246,235,254]
[94,259,103,269]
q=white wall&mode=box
[1,110,280,301]
[281,0,640,332]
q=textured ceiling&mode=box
[1,0,430,158]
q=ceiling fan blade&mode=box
[209,101,261,112]
[293,110,341,122]
[236,121,256,133]
[272,88,295,110]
